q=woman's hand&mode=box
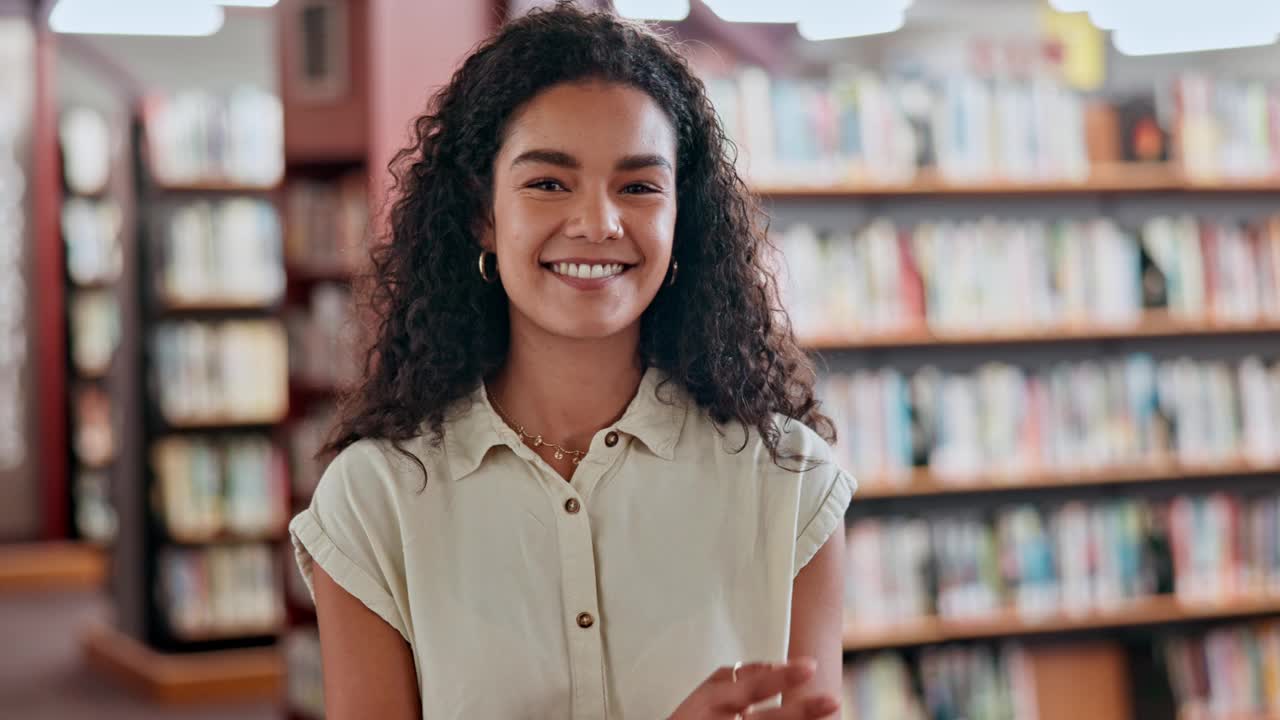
[667,658,840,719]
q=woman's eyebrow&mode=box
[510,149,579,169]
[615,153,672,172]
[509,149,672,173]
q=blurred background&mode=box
[2,0,1279,718]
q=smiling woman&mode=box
[487,81,678,340]
[289,3,854,719]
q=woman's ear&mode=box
[473,210,496,252]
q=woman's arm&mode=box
[786,522,846,717]
[313,565,421,720]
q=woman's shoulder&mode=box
[318,433,447,499]
[679,404,839,471]
[768,412,837,460]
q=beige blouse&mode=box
[289,367,855,719]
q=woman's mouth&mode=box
[543,261,631,280]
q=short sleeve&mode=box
[289,441,411,642]
[780,419,857,575]
[794,466,855,574]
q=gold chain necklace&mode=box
[488,393,585,466]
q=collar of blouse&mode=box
[442,366,689,480]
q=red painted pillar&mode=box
[32,7,67,539]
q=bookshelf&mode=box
[702,38,1280,719]
[89,90,291,684]
[842,595,1280,651]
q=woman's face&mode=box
[485,80,678,342]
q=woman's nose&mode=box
[565,188,622,243]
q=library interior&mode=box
[2,0,1279,718]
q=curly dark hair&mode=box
[325,1,833,473]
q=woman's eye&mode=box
[622,183,659,194]
[528,179,566,192]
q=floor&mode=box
[0,588,277,720]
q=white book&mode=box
[1175,216,1207,319]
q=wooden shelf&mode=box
[156,297,280,314]
[756,164,1280,198]
[152,179,279,194]
[164,526,288,546]
[285,263,357,284]
[801,313,1280,351]
[161,415,288,431]
[166,622,284,644]
[0,541,107,592]
[842,594,1280,651]
[73,363,112,381]
[856,457,1280,500]
[83,623,282,704]
[69,277,118,291]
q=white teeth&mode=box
[549,262,626,279]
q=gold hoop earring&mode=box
[478,250,497,284]
[666,259,678,287]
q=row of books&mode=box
[704,64,1280,186]
[74,469,117,545]
[152,436,288,541]
[842,645,1032,720]
[820,354,1280,484]
[141,88,283,187]
[1177,74,1280,182]
[1164,620,1280,720]
[63,197,123,287]
[779,214,1280,339]
[285,173,369,273]
[151,320,289,425]
[69,290,120,377]
[1169,493,1280,603]
[286,284,359,390]
[284,627,324,720]
[153,199,284,307]
[288,405,336,505]
[704,64,1089,186]
[845,491,1280,627]
[157,544,284,640]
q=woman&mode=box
[289,3,855,718]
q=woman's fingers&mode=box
[745,695,840,720]
[709,658,819,713]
